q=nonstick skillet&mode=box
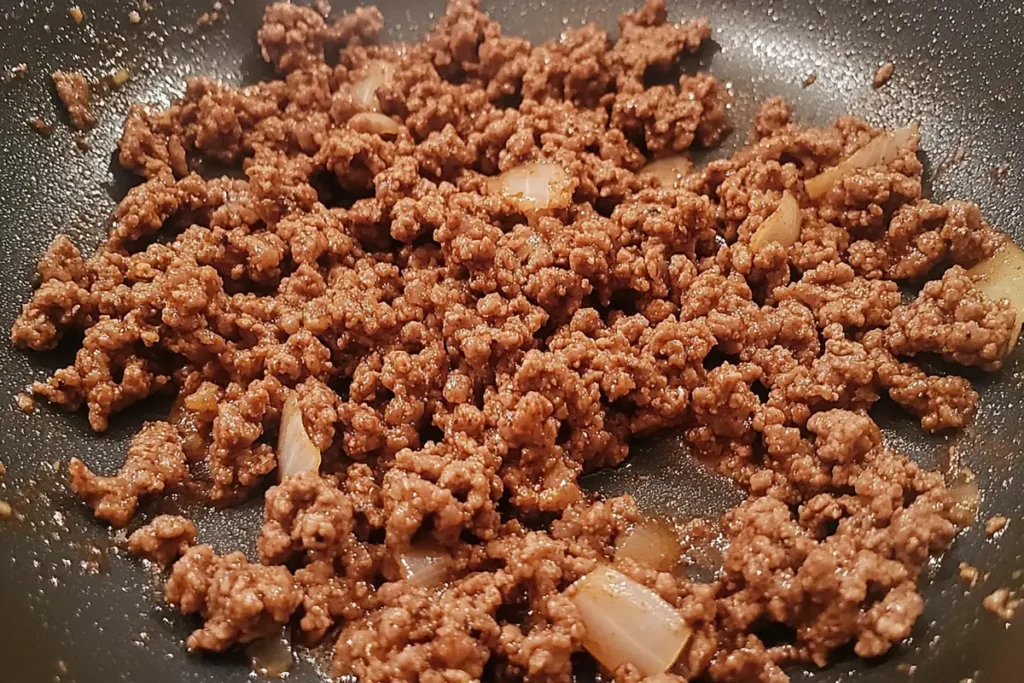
[0,1,1022,682]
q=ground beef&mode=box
[166,544,302,651]
[982,588,1019,622]
[884,265,1014,369]
[958,561,980,587]
[128,514,198,566]
[985,515,1008,536]
[52,70,96,130]
[68,421,188,527]
[12,0,1016,680]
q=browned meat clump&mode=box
[69,422,188,527]
[128,514,198,566]
[166,545,301,651]
[52,70,96,130]
[12,0,1018,680]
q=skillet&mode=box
[0,0,1022,681]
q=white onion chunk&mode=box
[615,520,683,573]
[750,190,802,253]
[352,60,395,113]
[805,123,919,199]
[967,240,1024,349]
[277,392,322,481]
[487,162,573,214]
[349,112,401,137]
[640,156,692,186]
[568,565,691,676]
[397,543,453,587]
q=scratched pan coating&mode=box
[0,1,1022,682]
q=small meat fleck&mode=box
[958,561,979,587]
[16,391,37,412]
[70,6,84,23]
[802,72,817,88]
[128,10,141,23]
[985,515,1008,537]
[873,61,895,88]
[983,587,1019,622]
[0,501,12,519]
[52,70,96,130]
[30,117,54,136]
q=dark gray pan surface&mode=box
[0,1,1022,681]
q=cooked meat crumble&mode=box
[11,0,1018,681]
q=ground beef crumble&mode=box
[128,514,198,566]
[52,70,96,130]
[982,587,1019,622]
[11,0,1018,681]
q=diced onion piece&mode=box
[349,112,401,137]
[352,60,395,112]
[639,156,692,186]
[246,631,293,678]
[967,241,1024,348]
[749,191,802,253]
[569,565,691,676]
[397,543,453,587]
[487,162,572,214]
[946,465,980,527]
[277,392,321,481]
[805,123,919,199]
[615,520,682,573]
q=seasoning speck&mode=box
[0,501,12,519]
[4,63,28,82]
[111,69,130,88]
[873,62,895,88]
[802,72,817,88]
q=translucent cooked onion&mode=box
[569,565,691,676]
[967,241,1024,348]
[639,156,692,186]
[352,60,395,112]
[487,162,573,214]
[805,123,919,199]
[615,519,683,572]
[348,112,401,137]
[397,543,453,587]
[277,392,321,481]
[946,465,980,527]
[246,630,293,678]
[749,191,802,253]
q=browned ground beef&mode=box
[52,70,96,130]
[11,0,1016,681]
[128,514,198,566]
